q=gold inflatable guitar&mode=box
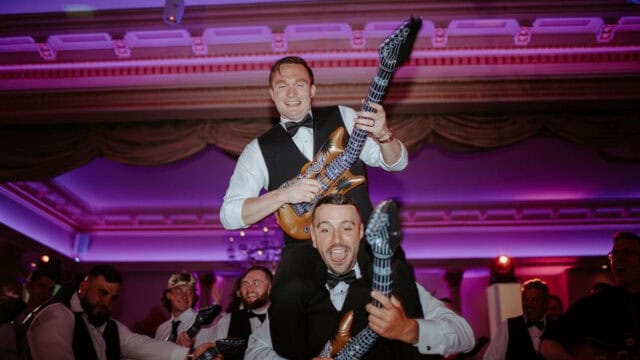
[276,17,422,240]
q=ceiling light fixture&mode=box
[164,0,185,25]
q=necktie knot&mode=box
[326,269,357,289]
[526,319,544,330]
[284,114,313,136]
[247,311,266,323]
[168,319,181,342]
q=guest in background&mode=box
[27,264,212,360]
[207,265,272,360]
[589,281,612,295]
[155,271,211,349]
[540,231,640,359]
[483,278,560,360]
[0,269,57,360]
[19,269,58,322]
[545,295,564,321]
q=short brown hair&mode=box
[521,278,549,299]
[312,194,358,221]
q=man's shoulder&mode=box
[28,302,74,332]
[507,314,524,322]
[156,317,172,330]
[568,286,623,314]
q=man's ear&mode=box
[310,226,318,248]
[310,84,316,98]
[79,279,89,295]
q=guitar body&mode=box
[275,127,365,240]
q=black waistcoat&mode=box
[73,312,121,360]
[225,311,252,360]
[505,315,541,360]
[258,105,373,242]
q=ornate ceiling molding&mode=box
[3,181,638,236]
[1,1,639,125]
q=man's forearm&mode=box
[241,190,287,226]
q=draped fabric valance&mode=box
[2,111,639,181]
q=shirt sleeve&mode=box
[117,320,190,360]
[220,139,270,229]
[338,105,408,171]
[415,283,475,356]
[244,317,287,360]
[482,320,508,360]
[27,304,76,360]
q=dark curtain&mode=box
[1,111,639,181]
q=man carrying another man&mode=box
[244,195,475,359]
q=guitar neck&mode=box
[324,67,394,178]
[371,257,392,307]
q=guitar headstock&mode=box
[186,304,221,337]
[378,16,422,71]
[197,304,221,324]
[365,199,401,256]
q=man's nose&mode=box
[330,231,343,245]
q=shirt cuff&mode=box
[171,346,190,360]
[415,319,446,355]
[220,198,248,229]
[379,142,408,171]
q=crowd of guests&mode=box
[1,228,637,359]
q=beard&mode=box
[80,296,111,326]
[242,291,269,310]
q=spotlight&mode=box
[490,255,516,284]
[164,0,185,25]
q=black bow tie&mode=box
[247,311,266,323]
[326,270,357,289]
[526,320,544,330]
[284,114,313,136]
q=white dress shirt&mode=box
[220,105,409,230]
[27,293,189,360]
[483,316,546,360]
[244,282,475,359]
[204,303,269,342]
[154,307,212,348]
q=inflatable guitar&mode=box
[186,304,221,338]
[318,199,401,358]
[275,17,422,240]
[197,338,247,360]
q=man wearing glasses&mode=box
[540,231,640,359]
[207,266,273,360]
